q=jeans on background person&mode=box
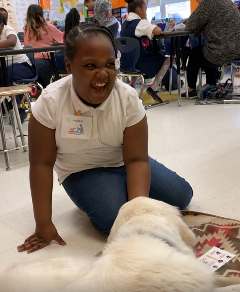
[62,157,193,235]
[35,58,53,88]
[0,62,35,123]
[187,45,219,89]
[7,62,36,105]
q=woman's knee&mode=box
[90,208,119,236]
[149,157,193,209]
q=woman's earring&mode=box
[115,51,121,70]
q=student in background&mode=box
[120,0,169,103]
[64,8,80,41]
[0,12,35,123]
[24,5,63,88]
[84,0,119,38]
[182,0,240,97]
[0,7,8,23]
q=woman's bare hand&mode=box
[17,222,66,254]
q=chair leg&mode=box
[8,109,20,149]
[184,70,189,99]
[0,104,10,170]
[199,68,202,87]
[231,64,234,84]
[11,95,27,152]
[3,99,9,120]
[139,75,145,100]
[169,67,172,95]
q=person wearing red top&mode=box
[24,5,63,87]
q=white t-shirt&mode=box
[32,76,146,184]
[127,12,156,40]
[0,25,31,66]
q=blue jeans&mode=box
[62,157,193,235]
[35,58,53,88]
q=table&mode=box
[154,31,193,106]
[0,45,65,87]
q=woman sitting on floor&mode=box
[16,23,193,253]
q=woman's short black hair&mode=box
[65,23,117,60]
[124,0,145,14]
[64,8,80,41]
[0,13,7,25]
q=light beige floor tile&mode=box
[0,197,86,238]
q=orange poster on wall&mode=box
[40,0,51,10]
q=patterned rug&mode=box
[182,211,240,287]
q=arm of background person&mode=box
[186,0,214,35]
[49,23,64,43]
[0,34,16,48]
[135,19,162,39]
[17,115,66,254]
[123,115,151,201]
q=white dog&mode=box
[1,197,237,292]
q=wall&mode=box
[190,0,198,12]
[111,0,126,9]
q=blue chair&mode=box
[114,37,145,100]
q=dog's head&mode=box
[108,197,196,250]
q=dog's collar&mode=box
[133,231,180,251]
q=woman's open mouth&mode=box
[91,83,107,93]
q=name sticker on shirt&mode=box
[61,114,92,140]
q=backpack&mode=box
[161,66,184,91]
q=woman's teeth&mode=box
[95,83,106,86]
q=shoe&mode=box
[235,71,240,78]
[146,87,163,103]
[18,108,27,124]
[136,77,154,86]
[181,89,197,98]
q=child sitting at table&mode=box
[0,12,35,123]
[120,0,169,102]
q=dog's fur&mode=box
[1,197,230,292]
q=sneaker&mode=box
[146,87,163,103]
[136,77,154,86]
[181,89,197,98]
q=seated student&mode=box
[84,0,119,38]
[120,0,169,102]
[64,8,80,42]
[16,23,193,253]
[182,0,240,97]
[0,12,35,123]
[24,5,63,88]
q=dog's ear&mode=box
[176,217,196,249]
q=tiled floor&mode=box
[0,73,240,273]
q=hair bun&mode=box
[124,0,134,3]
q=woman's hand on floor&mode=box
[17,222,66,254]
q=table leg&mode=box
[175,36,181,106]
[198,35,202,87]
[50,52,60,81]
[181,36,189,99]
[11,95,27,152]
[0,102,10,170]
[169,38,173,95]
